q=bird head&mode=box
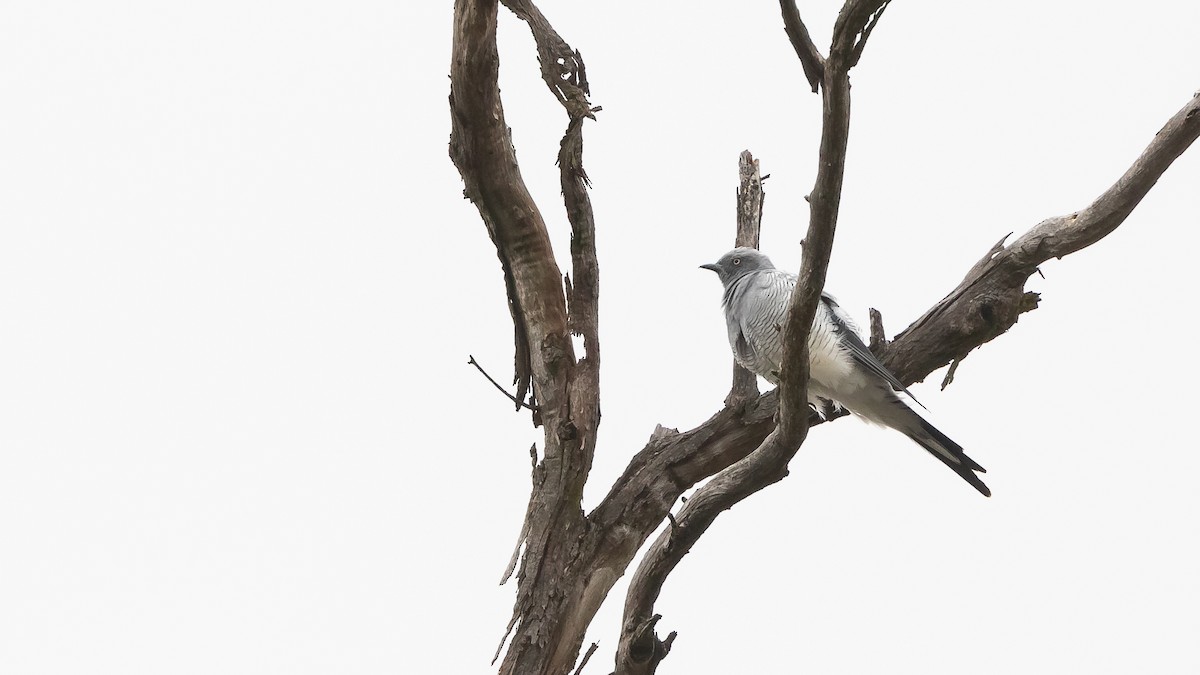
[700,247,776,285]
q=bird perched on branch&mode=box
[701,247,990,497]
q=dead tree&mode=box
[448,1,1200,673]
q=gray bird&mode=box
[702,247,990,497]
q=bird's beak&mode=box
[699,263,719,272]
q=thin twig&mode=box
[468,355,538,411]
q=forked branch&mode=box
[450,0,602,673]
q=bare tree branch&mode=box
[469,355,538,412]
[450,0,571,412]
[502,0,594,119]
[884,90,1200,386]
[868,307,887,353]
[450,0,602,673]
[498,0,601,432]
[847,1,890,67]
[832,0,890,62]
[727,151,766,408]
[779,0,826,93]
[612,3,884,670]
[499,5,605,674]
[735,151,766,249]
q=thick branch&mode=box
[449,0,571,412]
[450,1,601,674]
[505,0,604,486]
[502,0,594,120]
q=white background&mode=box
[2,2,1198,673]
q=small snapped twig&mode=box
[661,632,677,655]
[570,642,599,675]
[940,358,961,391]
[868,308,887,353]
[468,355,538,412]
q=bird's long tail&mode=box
[904,416,991,497]
[843,385,991,497]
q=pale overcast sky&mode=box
[2,2,1198,674]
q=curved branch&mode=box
[450,1,602,673]
[449,0,571,411]
[502,0,594,120]
[831,0,890,62]
[501,0,601,431]
[612,3,877,669]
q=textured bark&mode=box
[448,0,1200,671]
[726,152,766,408]
[780,0,826,93]
[449,0,598,673]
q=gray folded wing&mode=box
[820,293,922,406]
[723,270,796,383]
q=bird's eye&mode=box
[732,257,741,266]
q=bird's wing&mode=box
[731,271,795,382]
[820,292,923,407]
